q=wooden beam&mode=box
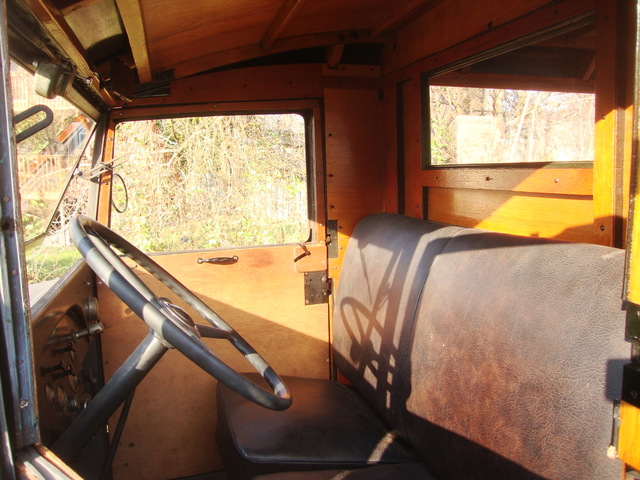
[325,44,345,69]
[19,0,118,106]
[173,30,379,80]
[115,0,152,84]
[262,0,305,51]
[371,0,440,37]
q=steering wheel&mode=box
[70,215,291,410]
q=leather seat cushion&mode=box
[251,463,436,480]
[217,375,417,480]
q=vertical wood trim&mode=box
[396,81,406,214]
[618,400,640,471]
[620,0,636,249]
[403,76,423,218]
[593,0,627,247]
[382,81,399,212]
[96,121,116,225]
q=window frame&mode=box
[420,16,596,171]
[104,100,324,251]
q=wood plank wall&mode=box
[380,0,634,248]
[323,65,384,292]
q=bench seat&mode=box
[217,214,629,480]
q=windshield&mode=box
[11,61,96,299]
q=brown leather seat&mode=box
[217,214,628,480]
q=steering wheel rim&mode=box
[70,215,291,410]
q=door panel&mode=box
[98,244,329,479]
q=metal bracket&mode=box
[327,220,339,258]
[626,302,640,341]
[622,363,640,409]
[304,271,332,305]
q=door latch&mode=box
[304,271,332,305]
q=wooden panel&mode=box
[618,400,640,471]
[593,0,633,247]
[98,245,329,480]
[383,0,594,77]
[402,77,423,219]
[130,65,323,107]
[421,167,593,196]
[324,79,384,290]
[143,0,278,72]
[430,71,595,94]
[381,79,398,212]
[426,187,596,243]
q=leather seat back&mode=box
[402,229,628,480]
[332,213,463,427]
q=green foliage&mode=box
[428,85,594,165]
[111,114,308,253]
[26,246,80,284]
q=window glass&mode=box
[429,86,594,166]
[111,114,309,252]
[11,61,96,292]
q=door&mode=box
[95,105,330,479]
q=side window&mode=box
[11,61,96,295]
[429,86,594,165]
[424,24,595,168]
[111,113,309,252]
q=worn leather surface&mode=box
[217,374,417,480]
[403,229,628,480]
[251,463,436,480]
[218,214,629,480]
[332,213,463,427]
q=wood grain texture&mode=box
[324,75,384,291]
[115,0,152,83]
[382,0,594,78]
[426,187,595,243]
[128,65,323,107]
[99,245,329,480]
[592,0,622,247]
[262,0,305,51]
[618,400,640,471]
[169,30,376,80]
[381,79,399,212]
[430,71,595,94]
[370,0,440,37]
[421,168,593,196]
[19,0,118,106]
[402,76,423,219]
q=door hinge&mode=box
[304,271,333,305]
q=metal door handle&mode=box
[196,256,238,265]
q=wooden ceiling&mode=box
[14,0,440,106]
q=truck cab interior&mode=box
[1,0,640,479]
